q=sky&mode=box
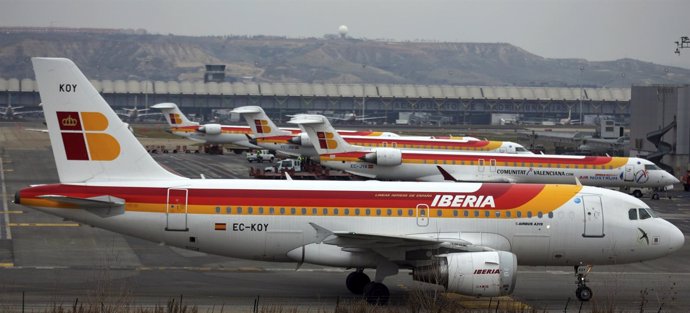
[2,0,689,69]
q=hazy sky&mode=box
[2,0,689,69]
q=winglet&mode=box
[436,166,458,182]
[309,222,334,243]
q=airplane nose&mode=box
[668,174,681,185]
[667,223,685,253]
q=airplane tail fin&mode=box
[32,57,184,183]
[231,106,291,138]
[288,114,360,154]
[151,102,198,127]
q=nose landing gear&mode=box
[575,264,593,301]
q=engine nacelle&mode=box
[288,133,313,147]
[359,148,402,166]
[412,251,517,297]
[198,124,222,135]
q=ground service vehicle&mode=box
[265,159,302,173]
[246,149,275,163]
[18,58,684,305]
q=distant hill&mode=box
[1,30,689,87]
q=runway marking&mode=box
[8,223,80,227]
[0,262,14,268]
[1,156,11,240]
[3,211,23,214]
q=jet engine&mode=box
[412,251,517,297]
[288,133,313,147]
[358,148,402,166]
[197,124,222,135]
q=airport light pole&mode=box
[579,65,584,125]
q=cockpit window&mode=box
[516,147,527,152]
[644,164,660,170]
[628,209,638,220]
[638,208,652,220]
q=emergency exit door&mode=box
[166,188,189,231]
[416,204,429,227]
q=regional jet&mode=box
[17,58,684,304]
[232,106,513,158]
[290,115,679,199]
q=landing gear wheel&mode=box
[363,282,390,305]
[576,286,592,301]
[632,190,643,198]
[345,271,370,295]
[574,264,593,302]
[651,193,660,200]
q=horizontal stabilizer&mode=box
[38,195,125,209]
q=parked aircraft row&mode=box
[153,103,677,199]
[17,58,683,305]
[154,103,531,157]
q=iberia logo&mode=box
[57,111,120,161]
[169,113,183,125]
[254,120,272,133]
[317,132,338,149]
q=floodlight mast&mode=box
[674,36,689,55]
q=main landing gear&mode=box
[575,264,593,301]
[345,262,398,305]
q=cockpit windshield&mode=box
[645,164,660,170]
[628,207,657,220]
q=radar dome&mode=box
[338,25,348,38]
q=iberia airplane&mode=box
[290,115,679,197]
[17,58,684,304]
[232,106,522,158]
[153,103,399,152]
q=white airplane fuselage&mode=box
[18,180,681,268]
[320,152,677,189]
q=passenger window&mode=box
[259,207,264,214]
[344,208,350,215]
[495,211,500,218]
[355,209,360,215]
[323,208,328,215]
[397,209,402,216]
[280,208,285,215]
[376,209,381,216]
[639,209,652,220]
[386,209,392,216]
[334,208,339,215]
[215,207,221,214]
[548,212,553,218]
[227,207,232,214]
[506,211,512,218]
[463,210,469,217]
[437,210,442,217]
[628,209,637,220]
[517,211,522,218]
[527,211,533,218]
[537,212,543,218]
[474,210,479,217]
[301,208,306,215]
[270,207,275,214]
[408,209,414,216]
[484,211,490,217]
[236,207,241,214]
[290,208,295,215]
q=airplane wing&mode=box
[356,116,386,121]
[310,223,491,252]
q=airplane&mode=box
[0,103,42,120]
[116,104,161,122]
[289,114,679,198]
[17,58,685,305]
[233,106,529,158]
[152,102,266,149]
[330,111,386,123]
[559,108,580,125]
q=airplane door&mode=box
[478,159,485,172]
[489,159,497,172]
[624,165,634,181]
[582,195,604,237]
[416,204,429,227]
[166,188,189,231]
